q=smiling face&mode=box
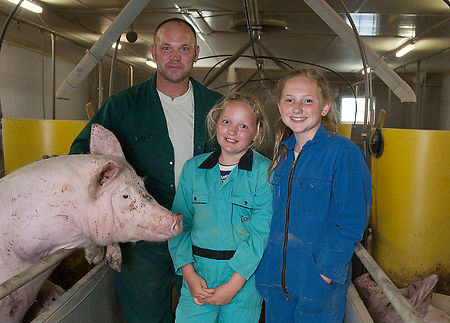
[150,21,199,85]
[278,76,330,147]
[216,101,261,165]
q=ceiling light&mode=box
[361,67,371,75]
[146,59,157,68]
[395,43,415,57]
[7,0,42,13]
[112,43,122,49]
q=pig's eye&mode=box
[122,195,129,199]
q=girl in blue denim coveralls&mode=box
[255,68,371,323]
[169,93,273,322]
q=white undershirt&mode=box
[157,81,194,187]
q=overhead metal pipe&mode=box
[255,40,290,73]
[231,71,258,93]
[56,0,151,100]
[203,38,255,87]
[51,33,56,119]
[242,0,263,80]
[109,40,120,97]
[98,61,103,107]
[304,0,416,103]
[130,65,134,86]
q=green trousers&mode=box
[116,241,182,323]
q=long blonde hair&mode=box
[268,68,338,176]
[206,92,269,150]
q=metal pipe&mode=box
[203,38,254,87]
[243,0,262,80]
[0,0,25,52]
[0,13,135,68]
[0,249,73,301]
[336,0,372,153]
[255,40,290,73]
[109,40,120,97]
[56,0,151,100]
[41,30,46,119]
[129,65,134,87]
[98,60,103,107]
[354,243,424,323]
[51,33,56,119]
[231,70,258,93]
[304,0,416,103]
[415,60,421,129]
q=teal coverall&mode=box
[70,74,222,323]
[168,149,273,323]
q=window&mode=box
[339,97,373,124]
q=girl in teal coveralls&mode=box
[255,68,371,322]
[168,93,273,322]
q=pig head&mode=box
[0,124,182,323]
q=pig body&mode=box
[0,124,182,323]
[354,273,450,323]
[22,280,65,322]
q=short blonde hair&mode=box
[206,92,268,150]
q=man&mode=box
[70,18,223,322]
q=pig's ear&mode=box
[89,161,121,197]
[90,124,125,157]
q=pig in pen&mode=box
[354,273,450,323]
[0,124,182,323]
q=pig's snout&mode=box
[171,213,183,235]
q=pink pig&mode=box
[0,124,182,323]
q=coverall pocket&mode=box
[192,191,209,205]
[230,193,254,235]
[191,190,211,231]
[300,252,335,314]
[311,253,333,289]
[297,177,331,218]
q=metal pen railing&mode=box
[0,249,72,301]
[354,242,424,323]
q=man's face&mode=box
[150,22,199,84]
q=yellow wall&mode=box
[2,118,87,174]
[337,123,352,139]
[371,128,450,293]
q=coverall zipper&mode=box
[281,150,301,302]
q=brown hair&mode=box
[153,18,197,47]
[206,92,269,150]
[268,68,338,176]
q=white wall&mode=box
[0,43,89,120]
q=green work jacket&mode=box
[69,74,223,210]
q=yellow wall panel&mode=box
[371,128,450,294]
[2,118,87,174]
[337,123,352,139]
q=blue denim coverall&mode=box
[255,126,371,323]
[169,149,273,322]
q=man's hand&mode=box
[181,263,215,305]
